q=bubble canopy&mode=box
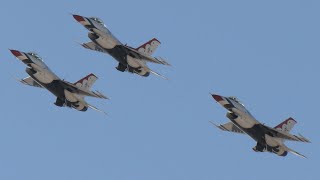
[27,52,43,61]
[228,96,244,106]
[89,17,105,26]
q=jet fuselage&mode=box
[10,50,88,111]
[212,94,288,156]
[73,15,150,77]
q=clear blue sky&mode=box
[1,0,319,179]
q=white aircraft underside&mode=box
[210,94,310,158]
[73,14,170,79]
[10,49,107,113]
[92,29,119,49]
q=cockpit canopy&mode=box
[228,96,245,106]
[89,17,105,26]
[27,52,43,61]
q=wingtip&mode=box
[10,75,24,84]
[80,42,92,50]
[209,121,219,127]
[75,41,84,46]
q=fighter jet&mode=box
[72,14,170,79]
[210,94,310,158]
[10,49,107,113]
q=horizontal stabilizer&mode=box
[61,80,108,99]
[154,56,171,66]
[266,125,311,143]
[149,69,168,80]
[87,103,107,115]
[91,90,108,99]
[284,145,307,159]
[123,45,171,66]
[75,95,107,115]
[289,149,307,159]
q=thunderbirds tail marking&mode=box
[274,117,297,133]
[136,38,161,56]
[74,73,98,91]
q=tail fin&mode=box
[136,38,161,56]
[74,73,97,90]
[274,117,297,133]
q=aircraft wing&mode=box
[19,76,43,88]
[61,81,108,99]
[265,126,311,143]
[81,41,107,53]
[123,45,170,66]
[210,121,245,134]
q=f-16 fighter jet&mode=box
[10,49,107,113]
[210,94,310,158]
[72,14,170,79]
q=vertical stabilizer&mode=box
[274,117,297,133]
[74,73,97,91]
[136,38,161,56]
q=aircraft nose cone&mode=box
[212,94,224,102]
[9,49,22,57]
[73,14,85,22]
